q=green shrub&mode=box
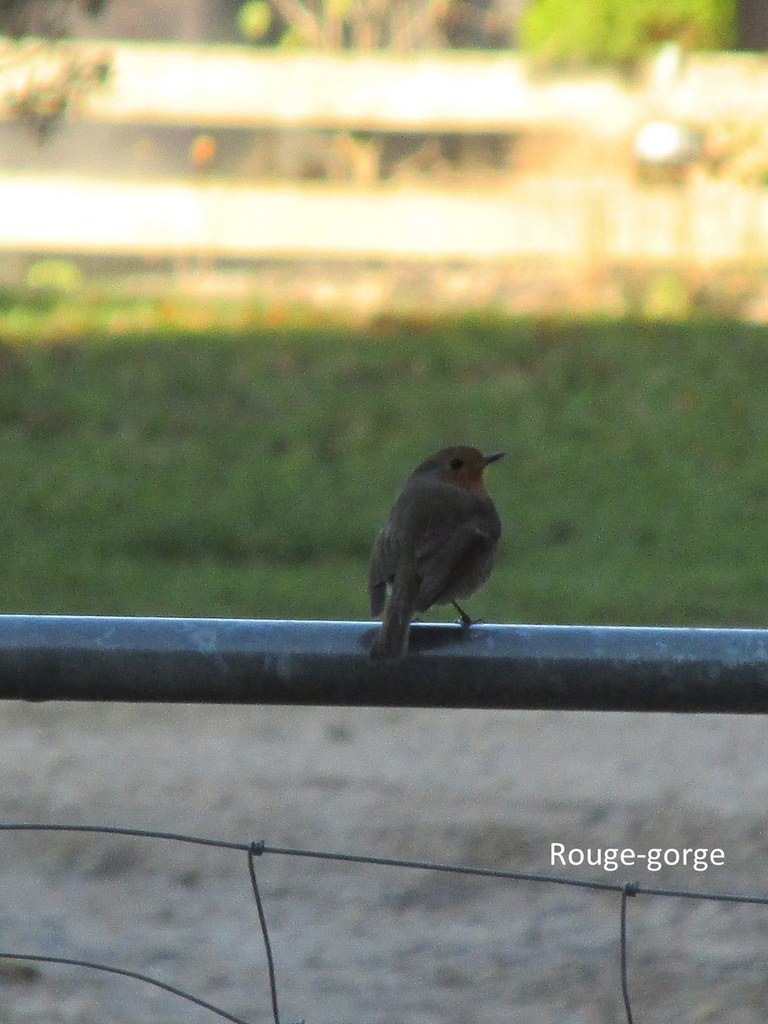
[520,0,737,67]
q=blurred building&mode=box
[739,0,768,49]
[73,0,243,42]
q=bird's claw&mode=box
[452,601,481,628]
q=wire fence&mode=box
[2,823,768,1024]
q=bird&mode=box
[368,445,504,661]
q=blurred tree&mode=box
[235,0,530,50]
[236,0,453,50]
[520,0,737,67]
[1,0,110,139]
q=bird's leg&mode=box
[452,600,481,628]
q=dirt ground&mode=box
[1,701,768,1024]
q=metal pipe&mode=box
[0,615,767,712]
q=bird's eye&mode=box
[449,457,464,470]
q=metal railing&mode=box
[4,616,768,1020]
[1,614,768,712]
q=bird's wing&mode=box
[368,525,398,617]
[413,519,497,611]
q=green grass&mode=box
[1,303,768,626]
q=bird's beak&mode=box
[483,451,505,466]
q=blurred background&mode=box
[1,0,768,625]
[3,2,768,1023]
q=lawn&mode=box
[2,296,767,626]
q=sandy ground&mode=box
[1,701,768,1024]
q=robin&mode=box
[368,445,504,661]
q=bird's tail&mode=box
[370,577,419,661]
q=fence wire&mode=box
[1,822,768,1023]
